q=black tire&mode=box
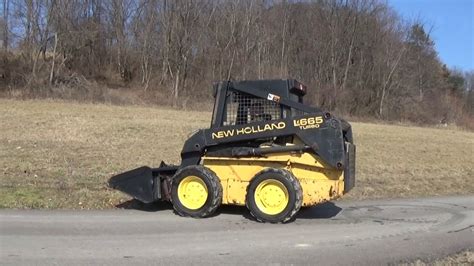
[171,165,222,218]
[246,168,302,223]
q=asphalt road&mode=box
[1,196,473,265]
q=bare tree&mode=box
[1,0,471,128]
[2,0,9,50]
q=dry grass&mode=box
[0,99,473,209]
[402,250,474,266]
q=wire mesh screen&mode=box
[223,91,281,126]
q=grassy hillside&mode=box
[1,99,473,209]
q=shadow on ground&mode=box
[217,205,254,220]
[216,202,342,221]
[297,201,342,219]
[116,199,342,221]
[115,199,173,212]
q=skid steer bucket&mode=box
[108,166,157,203]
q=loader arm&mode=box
[180,113,347,169]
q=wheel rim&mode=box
[254,179,289,215]
[177,176,208,210]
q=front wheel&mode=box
[246,168,302,223]
[171,165,222,218]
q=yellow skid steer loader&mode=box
[109,79,355,223]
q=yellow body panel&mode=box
[202,151,345,207]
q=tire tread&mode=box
[171,165,222,218]
[246,168,302,223]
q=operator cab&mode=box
[211,79,308,128]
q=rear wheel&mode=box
[246,168,302,223]
[171,165,222,218]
